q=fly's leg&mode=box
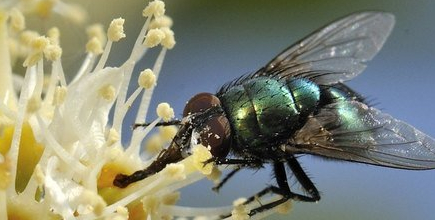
[133,120,181,129]
[218,184,291,219]
[204,158,263,192]
[204,157,264,167]
[286,156,320,201]
[212,166,241,192]
[220,160,320,218]
[246,161,319,216]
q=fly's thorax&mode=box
[218,77,320,151]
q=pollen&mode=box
[192,144,213,175]
[44,44,62,61]
[35,0,56,19]
[164,163,186,181]
[145,134,164,155]
[149,15,173,29]
[108,18,126,42]
[23,51,42,67]
[47,27,60,44]
[107,128,120,146]
[156,102,174,122]
[10,8,25,32]
[206,166,222,182]
[143,0,166,18]
[161,27,176,49]
[231,198,249,220]
[86,37,104,55]
[23,36,50,66]
[143,28,165,48]
[20,30,40,46]
[141,195,160,216]
[61,4,87,25]
[31,36,50,52]
[87,24,106,46]
[138,68,156,89]
[159,125,177,141]
[99,84,116,101]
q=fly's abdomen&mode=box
[219,77,320,149]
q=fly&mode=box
[113,12,435,217]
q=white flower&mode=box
[0,1,290,219]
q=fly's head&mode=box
[183,92,232,159]
[112,93,232,188]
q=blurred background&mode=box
[31,0,435,219]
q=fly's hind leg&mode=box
[220,160,320,218]
[286,156,320,201]
[246,161,319,216]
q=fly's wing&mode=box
[255,12,395,85]
[290,101,435,169]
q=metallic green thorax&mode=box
[218,76,320,149]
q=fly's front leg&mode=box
[133,119,181,129]
[212,166,241,192]
[204,157,264,167]
[203,157,263,192]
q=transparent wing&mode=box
[255,12,395,85]
[291,101,435,169]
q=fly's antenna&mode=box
[133,120,182,129]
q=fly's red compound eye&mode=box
[199,115,231,158]
[183,92,221,117]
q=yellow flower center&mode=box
[0,123,44,192]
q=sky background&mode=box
[37,1,435,219]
